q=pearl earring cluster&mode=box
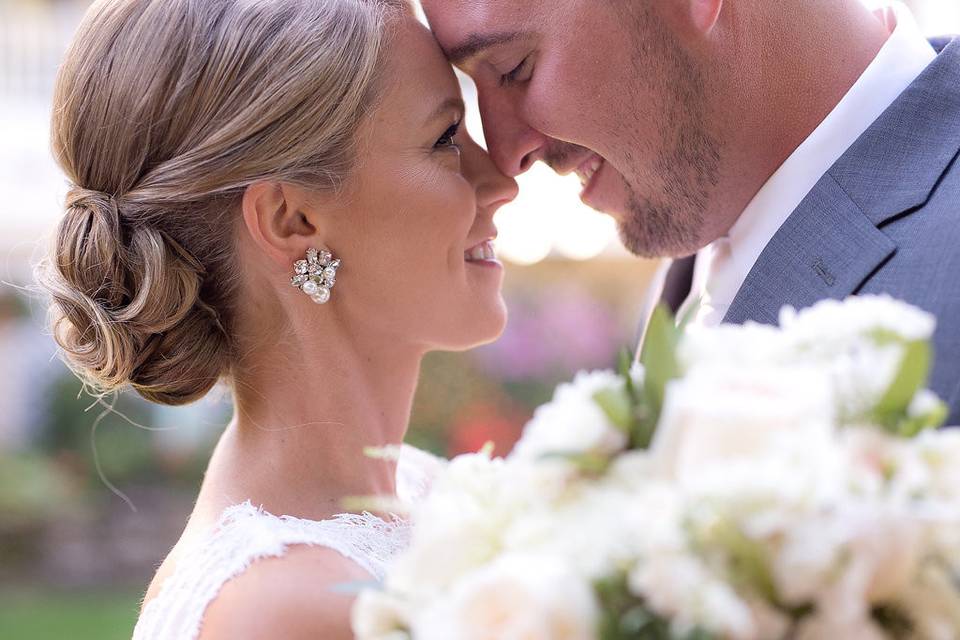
[291,248,341,304]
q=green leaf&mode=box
[871,337,934,435]
[639,305,681,430]
[677,296,703,334]
[619,348,635,379]
[595,572,718,640]
[594,387,634,433]
[876,340,930,415]
[896,397,948,438]
[697,515,778,603]
[541,451,612,475]
[619,347,641,404]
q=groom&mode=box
[422,0,960,424]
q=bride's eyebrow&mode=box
[424,97,466,126]
[447,31,527,65]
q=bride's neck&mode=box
[218,318,424,520]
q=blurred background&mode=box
[1,0,958,638]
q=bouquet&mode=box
[353,296,960,640]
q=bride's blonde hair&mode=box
[38,0,406,406]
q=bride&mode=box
[38,0,518,637]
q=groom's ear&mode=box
[687,0,723,36]
[241,181,321,269]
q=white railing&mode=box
[0,4,90,253]
[0,2,85,102]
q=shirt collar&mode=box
[722,1,936,283]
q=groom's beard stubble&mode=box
[548,4,722,260]
[622,4,723,259]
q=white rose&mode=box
[898,559,960,638]
[794,612,889,640]
[411,555,599,640]
[650,364,836,486]
[388,452,513,596]
[511,370,629,461]
[773,505,922,608]
[502,479,670,579]
[352,590,411,640]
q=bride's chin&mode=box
[444,300,508,352]
[478,303,509,344]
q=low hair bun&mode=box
[38,186,231,406]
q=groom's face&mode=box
[422,0,723,258]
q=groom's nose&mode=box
[479,89,549,178]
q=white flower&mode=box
[501,478,674,579]
[911,428,960,500]
[778,296,938,422]
[410,555,599,640]
[363,297,960,640]
[352,590,411,640]
[511,370,629,461]
[773,505,922,608]
[389,452,580,599]
[678,321,787,371]
[628,553,758,640]
[897,559,960,638]
[386,452,512,597]
[650,364,836,486]
[779,295,935,345]
[794,612,889,640]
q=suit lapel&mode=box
[724,176,895,325]
[726,37,960,326]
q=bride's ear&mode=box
[241,181,320,268]
[688,0,723,36]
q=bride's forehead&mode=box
[389,14,452,71]
[380,17,461,105]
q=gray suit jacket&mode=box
[659,37,960,426]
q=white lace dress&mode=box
[132,445,442,640]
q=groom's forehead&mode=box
[422,0,538,56]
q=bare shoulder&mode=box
[197,544,370,640]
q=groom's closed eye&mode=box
[499,55,533,87]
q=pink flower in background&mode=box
[474,287,621,381]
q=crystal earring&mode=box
[290,248,341,304]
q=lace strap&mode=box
[133,501,409,640]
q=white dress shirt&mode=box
[677,1,937,328]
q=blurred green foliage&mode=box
[0,590,140,640]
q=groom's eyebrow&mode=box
[447,31,526,65]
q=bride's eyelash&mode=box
[434,121,461,150]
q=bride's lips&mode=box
[464,238,501,268]
[575,153,605,204]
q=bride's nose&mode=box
[463,137,519,218]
